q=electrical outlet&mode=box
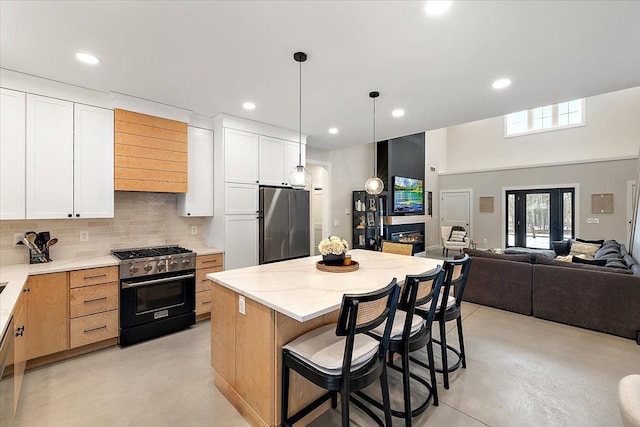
[13,233,23,246]
[345,208,351,215]
[80,230,89,242]
[334,220,339,227]
[239,295,246,315]
[191,225,198,235]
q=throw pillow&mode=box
[575,238,605,246]
[569,241,600,260]
[572,256,607,267]
[448,230,467,242]
[552,240,571,256]
[555,255,573,262]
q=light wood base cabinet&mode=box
[68,266,119,348]
[210,281,337,427]
[26,272,69,360]
[196,254,223,320]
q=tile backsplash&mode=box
[0,192,207,266]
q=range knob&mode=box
[143,264,153,272]
[157,263,165,272]
[181,259,191,266]
[129,265,139,274]
[169,260,179,269]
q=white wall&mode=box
[327,144,371,248]
[444,86,640,173]
[439,159,637,249]
[425,128,448,248]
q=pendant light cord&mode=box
[298,57,302,166]
[373,95,376,176]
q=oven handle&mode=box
[122,273,195,289]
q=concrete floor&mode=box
[7,299,639,427]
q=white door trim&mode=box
[306,158,331,255]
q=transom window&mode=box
[505,99,585,137]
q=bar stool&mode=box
[356,267,445,427]
[281,279,400,427]
[431,254,472,389]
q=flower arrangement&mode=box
[318,236,349,256]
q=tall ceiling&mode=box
[1,1,639,150]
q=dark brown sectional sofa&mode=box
[461,247,640,343]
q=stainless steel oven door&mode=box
[120,271,195,330]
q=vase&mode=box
[322,253,345,266]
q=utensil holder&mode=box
[29,248,51,264]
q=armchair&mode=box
[441,226,470,257]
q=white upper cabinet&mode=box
[259,136,286,186]
[74,104,114,218]
[25,94,114,219]
[26,94,75,219]
[224,128,259,184]
[178,126,214,217]
[0,88,26,220]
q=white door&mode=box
[441,190,472,235]
[26,94,74,219]
[224,215,258,270]
[178,127,214,217]
[0,88,26,220]
[224,128,259,184]
[74,104,114,218]
[259,135,285,186]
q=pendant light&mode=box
[364,91,384,195]
[288,51,312,189]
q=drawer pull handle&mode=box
[202,260,218,264]
[84,325,107,333]
[84,274,107,280]
[84,297,108,304]
[16,326,25,337]
[202,301,212,305]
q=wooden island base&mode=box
[210,283,338,427]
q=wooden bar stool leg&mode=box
[427,339,439,406]
[381,364,393,427]
[401,352,412,427]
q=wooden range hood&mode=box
[114,109,188,193]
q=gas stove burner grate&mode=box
[111,245,193,260]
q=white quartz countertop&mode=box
[0,255,118,347]
[191,246,224,256]
[207,249,442,322]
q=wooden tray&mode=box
[316,260,359,273]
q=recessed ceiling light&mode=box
[492,78,512,89]
[392,109,405,118]
[328,127,339,134]
[243,102,256,110]
[75,52,100,65]
[425,1,452,16]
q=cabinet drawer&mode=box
[69,266,118,288]
[196,267,223,292]
[70,282,118,318]
[70,310,118,348]
[196,290,212,316]
[196,253,223,269]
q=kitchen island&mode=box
[207,249,442,427]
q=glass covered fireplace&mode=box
[387,223,425,253]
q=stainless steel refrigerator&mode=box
[259,186,310,264]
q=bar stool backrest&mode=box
[401,267,445,335]
[442,254,472,307]
[336,279,400,375]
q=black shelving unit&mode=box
[352,191,386,251]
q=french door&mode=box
[506,188,575,249]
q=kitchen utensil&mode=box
[46,238,58,248]
[26,233,42,254]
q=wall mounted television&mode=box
[393,176,424,214]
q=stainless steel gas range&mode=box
[111,246,196,346]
